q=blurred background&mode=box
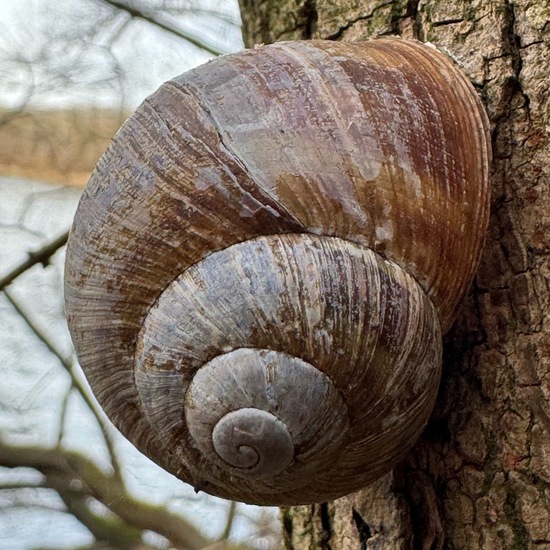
[0,1,282,548]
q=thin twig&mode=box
[162,7,241,27]
[2,289,123,482]
[97,0,227,56]
[0,503,67,514]
[57,384,74,447]
[0,482,45,490]
[0,231,69,292]
[219,500,237,541]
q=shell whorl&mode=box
[132,233,441,503]
[185,350,348,481]
[65,39,491,505]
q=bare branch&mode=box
[219,500,237,541]
[3,289,73,368]
[46,472,146,548]
[0,440,210,549]
[0,481,45,490]
[0,503,66,514]
[57,385,73,447]
[163,7,241,27]
[97,0,227,56]
[2,290,124,482]
[0,231,69,292]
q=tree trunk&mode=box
[238,1,550,548]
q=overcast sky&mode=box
[0,0,243,109]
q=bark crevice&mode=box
[319,502,333,550]
[352,507,372,549]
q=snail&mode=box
[64,38,491,506]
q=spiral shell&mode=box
[65,39,490,505]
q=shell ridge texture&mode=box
[65,38,490,506]
[168,79,304,226]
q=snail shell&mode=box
[65,39,490,505]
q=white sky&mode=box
[0,0,244,109]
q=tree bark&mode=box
[238,1,550,548]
